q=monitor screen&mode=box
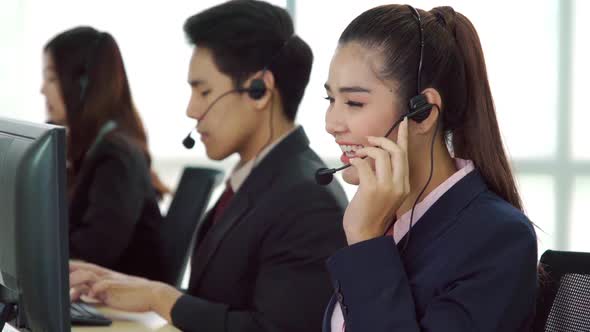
[0,130,31,292]
[0,117,70,331]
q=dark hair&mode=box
[340,5,523,211]
[44,26,169,196]
[183,0,313,121]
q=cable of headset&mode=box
[400,105,440,253]
[251,89,276,168]
[257,35,297,164]
[399,4,433,253]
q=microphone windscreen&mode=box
[183,135,195,149]
[315,167,334,186]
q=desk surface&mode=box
[73,306,180,332]
[3,307,180,332]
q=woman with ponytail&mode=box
[322,5,537,331]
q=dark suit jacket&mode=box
[323,170,538,332]
[171,127,348,332]
[69,131,165,281]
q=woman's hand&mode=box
[343,118,410,245]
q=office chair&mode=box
[158,167,224,287]
[533,250,590,332]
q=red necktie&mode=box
[211,184,235,224]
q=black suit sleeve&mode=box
[325,221,537,332]
[171,189,346,332]
[69,153,145,267]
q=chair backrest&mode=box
[533,250,590,332]
[158,167,224,287]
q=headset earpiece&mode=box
[78,32,104,104]
[79,75,89,102]
[247,79,267,100]
[408,94,433,123]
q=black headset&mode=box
[232,33,298,102]
[183,36,294,149]
[407,6,434,123]
[78,32,105,103]
[236,77,267,100]
[399,5,440,252]
[315,5,434,185]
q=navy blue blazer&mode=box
[323,170,538,332]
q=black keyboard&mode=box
[70,302,112,326]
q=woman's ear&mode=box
[413,88,442,135]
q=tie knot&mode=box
[223,181,234,196]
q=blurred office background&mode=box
[1,0,589,257]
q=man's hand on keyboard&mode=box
[68,260,182,321]
[69,260,140,302]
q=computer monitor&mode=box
[0,117,70,331]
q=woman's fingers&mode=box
[367,127,409,191]
[355,146,392,182]
[349,157,376,188]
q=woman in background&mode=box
[42,26,168,281]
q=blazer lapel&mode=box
[398,170,488,259]
[188,127,311,289]
[192,209,214,249]
[188,191,252,288]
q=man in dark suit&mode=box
[69,1,348,331]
